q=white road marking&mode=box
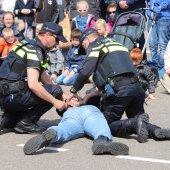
[17,144,69,152]
[116,155,170,164]
[17,144,170,164]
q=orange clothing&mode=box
[0,38,19,58]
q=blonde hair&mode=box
[35,23,43,35]
[2,27,14,37]
[94,19,110,37]
[76,0,89,11]
[15,19,25,32]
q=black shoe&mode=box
[23,129,56,155]
[153,128,170,140]
[0,107,16,132]
[135,113,149,143]
[92,136,129,155]
[14,120,46,134]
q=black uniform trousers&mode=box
[2,84,63,127]
[87,82,159,137]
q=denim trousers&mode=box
[48,105,112,143]
[56,68,79,85]
[148,18,170,70]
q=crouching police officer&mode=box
[0,22,68,134]
[68,28,149,143]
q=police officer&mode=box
[0,22,68,134]
[68,28,149,143]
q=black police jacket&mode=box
[72,37,136,91]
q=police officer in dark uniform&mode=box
[68,28,149,143]
[0,22,68,134]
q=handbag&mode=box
[58,13,71,49]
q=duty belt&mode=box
[0,80,26,96]
[108,74,139,89]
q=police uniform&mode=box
[70,34,147,137]
[0,39,63,133]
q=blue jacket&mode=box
[115,0,146,17]
[147,0,170,19]
[65,46,86,73]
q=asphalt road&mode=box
[0,83,170,170]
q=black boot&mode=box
[127,113,149,143]
[14,120,46,134]
[153,128,170,140]
[92,135,129,155]
[0,107,18,132]
[23,129,56,155]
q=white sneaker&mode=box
[160,73,170,94]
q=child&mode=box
[94,19,110,37]
[130,48,156,100]
[0,27,19,64]
[46,46,65,83]
[71,0,96,32]
[56,28,86,85]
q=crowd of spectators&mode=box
[0,0,170,93]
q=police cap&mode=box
[79,28,97,44]
[42,22,67,42]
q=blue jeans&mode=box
[48,105,112,143]
[148,18,170,71]
[56,68,79,85]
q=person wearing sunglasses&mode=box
[107,2,117,33]
[71,0,96,32]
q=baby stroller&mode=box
[109,9,159,86]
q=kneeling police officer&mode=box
[68,28,149,143]
[0,22,68,133]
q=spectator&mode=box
[130,48,156,100]
[56,28,86,85]
[35,0,58,24]
[159,40,170,94]
[14,0,36,39]
[106,1,117,33]
[0,27,19,65]
[114,0,146,17]
[46,46,65,83]
[0,11,24,41]
[94,19,110,37]
[65,0,101,19]
[146,0,170,78]
[71,0,96,32]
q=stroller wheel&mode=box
[150,66,159,87]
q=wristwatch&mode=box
[70,87,77,94]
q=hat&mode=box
[79,28,97,44]
[42,22,67,42]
